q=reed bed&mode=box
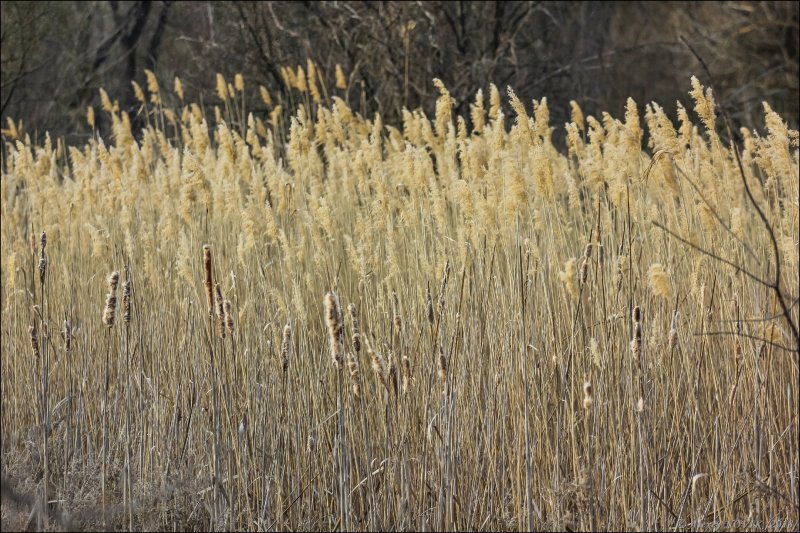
[1,70,798,531]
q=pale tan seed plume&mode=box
[324,291,343,370]
[102,271,120,328]
[281,324,292,374]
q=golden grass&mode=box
[1,72,798,531]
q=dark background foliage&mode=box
[2,1,798,144]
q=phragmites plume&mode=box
[582,380,593,410]
[579,242,592,285]
[203,245,214,316]
[61,320,72,352]
[324,291,344,370]
[348,303,361,353]
[102,271,120,328]
[281,324,292,374]
[392,290,402,334]
[426,283,434,325]
[367,338,388,390]
[215,283,226,339]
[224,300,234,333]
[438,344,449,397]
[438,261,451,318]
[29,324,40,359]
[631,305,642,362]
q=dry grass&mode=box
[1,71,798,531]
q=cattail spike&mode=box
[281,324,292,374]
[348,303,361,352]
[426,283,434,325]
[215,283,226,338]
[347,352,361,398]
[203,245,214,316]
[29,325,40,360]
[102,271,120,328]
[324,291,343,369]
[367,338,388,390]
[582,380,593,410]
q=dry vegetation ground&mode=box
[1,70,798,531]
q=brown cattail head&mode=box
[40,231,47,251]
[668,310,678,350]
[426,283,434,324]
[203,245,214,316]
[438,261,450,317]
[583,242,593,260]
[29,325,40,360]
[102,271,120,327]
[401,354,412,395]
[38,250,46,286]
[579,258,589,285]
[324,291,343,369]
[438,344,449,397]
[346,352,361,398]
[598,243,605,265]
[388,361,399,398]
[281,324,292,374]
[122,277,132,325]
[582,380,593,410]
[632,305,641,324]
[224,300,234,333]
[631,322,642,362]
[367,338,388,390]
[61,320,72,352]
[392,290,402,334]
[348,303,361,352]
[215,283,226,338]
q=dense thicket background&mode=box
[2,1,798,143]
